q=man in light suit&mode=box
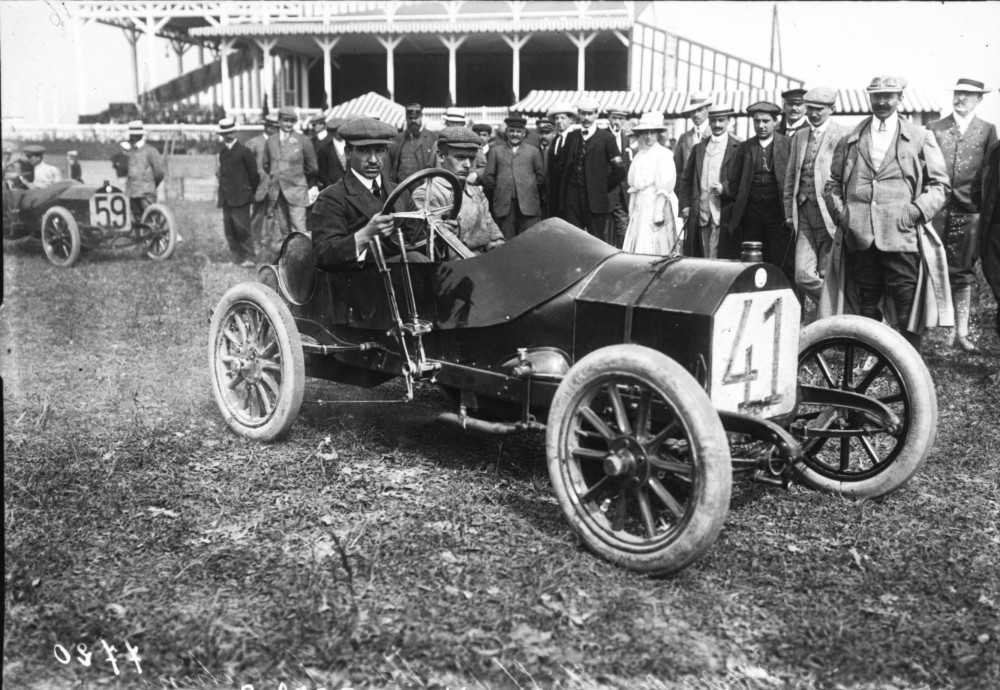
[823,76,951,352]
[216,118,260,266]
[679,104,742,258]
[928,77,999,351]
[784,87,848,307]
[263,106,318,243]
[673,94,711,198]
[556,97,626,241]
[728,101,792,273]
[484,115,545,239]
[245,112,278,259]
[310,118,422,271]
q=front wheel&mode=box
[793,315,937,497]
[547,345,732,576]
[41,207,81,267]
[209,283,304,440]
[141,203,177,260]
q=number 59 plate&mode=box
[710,289,800,418]
[90,192,130,229]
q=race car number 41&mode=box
[710,289,800,418]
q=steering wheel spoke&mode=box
[382,169,463,259]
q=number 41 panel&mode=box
[710,288,800,419]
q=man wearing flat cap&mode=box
[413,126,505,256]
[310,117,422,271]
[263,106,318,243]
[822,76,952,352]
[555,97,626,240]
[484,115,545,239]
[680,104,742,258]
[216,118,260,266]
[22,145,62,190]
[125,121,165,219]
[310,112,343,192]
[928,77,998,351]
[387,103,438,184]
[728,102,793,277]
[784,87,849,309]
[674,94,712,197]
[776,88,808,137]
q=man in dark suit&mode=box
[727,101,793,280]
[556,97,626,241]
[387,103,437,183]
[679,104,742,258]
[776,87,808,137]
[216,118,260,267]
[310,117,422,271]
[263,106,318,239]
[928,77,999,351]
[545,101,577,219]
[484,115,545,239]
[823,75,951,352]
[534,118,556,218]
[605,104,632,248]
[673,94,711,197]
[980,139,1000,337]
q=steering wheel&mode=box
[381,168,463,258]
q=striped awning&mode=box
[327,92,406,130]
[512,89,943,117]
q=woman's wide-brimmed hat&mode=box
[631,112,668,132]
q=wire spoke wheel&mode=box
[41,207,81,267]
[141,204,177,260]
[209,283,304,440]
[547,345,731,576]
[793,315,937,497]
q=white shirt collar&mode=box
[786,117,806,130]
[350,167,379,192]
[709,132,728,145]
[811,119,830,135]
[758,135,773,149]
[134,139,145,149]
[873,111,899,134]
[694,122,707,137]
[953,111,974,133]
[224,139,237,150]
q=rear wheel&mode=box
[41,207,81,267]
[141,203,177,260]
[547,345,732,576]
[209,283,304,440]
[793,315,937,497]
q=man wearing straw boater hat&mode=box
[673,93,712,196]
[821,75,951,354]
[216,118,260,267]
[928,77,999,351]
[125,120,165,219]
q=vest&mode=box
[845,138,911,251]
[798,129,822,204]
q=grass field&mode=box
[3,201,999,690]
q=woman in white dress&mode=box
[622,112,679,255]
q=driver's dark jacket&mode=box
[310,171,415,271]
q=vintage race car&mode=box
[208,170,937,576]
[2,161,176,267]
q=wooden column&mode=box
[255,38,277,112]
[501,33,532,102]
[566,31,596,91]
[314,37,340,109]
[220,39,233,114]
[376,35,403,101]
[439,35,466,106]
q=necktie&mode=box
[878,120,886,133]
[371,178,381,198]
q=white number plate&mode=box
[710,289,800,418]
[89,193,130,229]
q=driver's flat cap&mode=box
[437,126,481,150]
[339,117,398,145]
[23,144,46,154]
[867,75,907,93]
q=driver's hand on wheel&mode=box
[356,213,396,252]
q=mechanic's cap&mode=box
[504,114,528,129]
[217,117,236,133]
[24,144,46,155]
[867,75,907,93]
[576,97,600,113]
[127,120,145,134]
[437,126,481,150]
[746,101,782,116]
[605,104,629,117]
[404,102,422,113]
[339,117,397,146]
[309,113,327,126]
[707,103,734,117]
[277,106,297,121]
[804,87,838,107]
[781,87,807,101]
[443,107,466,124]
[471,122,492,135]
[535,118,554,133]
[263,112,279,126]
[547,101,576,118]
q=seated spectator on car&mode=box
[24,145,62,189]
[412,126,506,258]
[310,117,428,271]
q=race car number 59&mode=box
[90,194,129,229]
[710,289,800,418]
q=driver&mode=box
[310,117,428,271]
[412,126,505,255]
